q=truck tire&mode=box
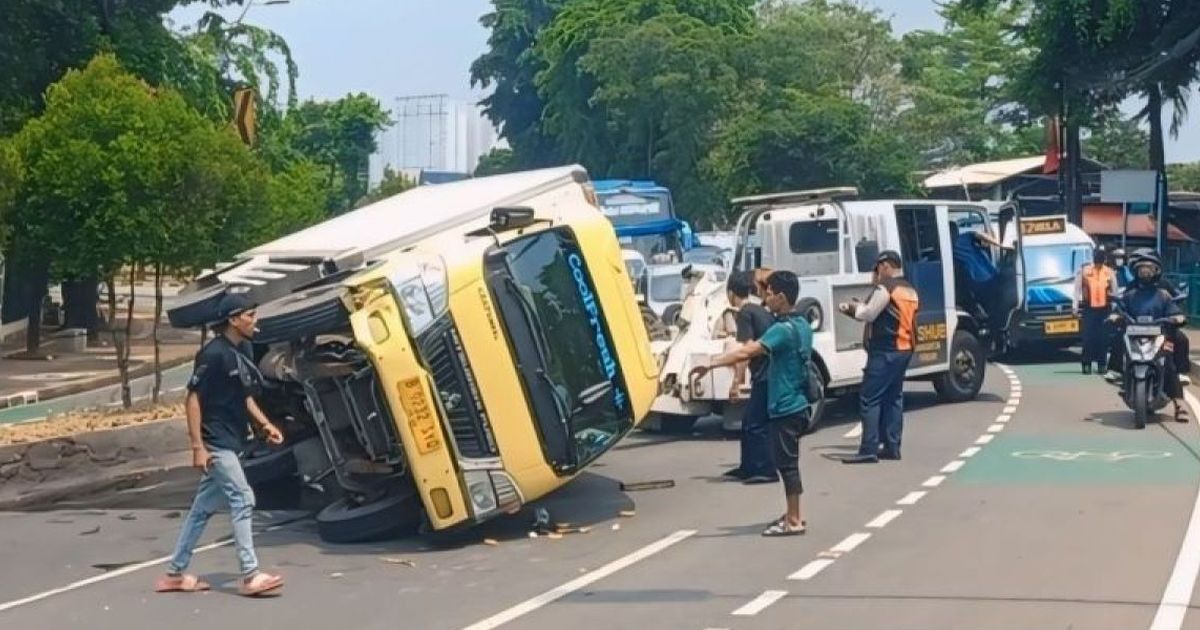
[934,330,986,403]
[795,298,824,331]
[241,444,298,487]
[316,487,423,543]
[661,303,683,327]
[642,413,699,434]
[255,285,349,345]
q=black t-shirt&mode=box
[187,336,258,451]
[736,303,775,382]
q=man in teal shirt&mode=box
[692,270,812,536]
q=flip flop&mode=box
[154,574,210,593]
[762,521,806,537]
[238,571,284,597]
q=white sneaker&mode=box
[1181,375,1192,387]
[1103,370,1121,383]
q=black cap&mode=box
[875,250,902,268]
[216,292,257,320]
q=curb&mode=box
[0,354,195,410]
[0,418,189,510]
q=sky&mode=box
[169,0,1199,163]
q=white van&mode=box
[651,189,988,431]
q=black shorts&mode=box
[769,410,809,495]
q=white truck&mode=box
[650,188,989,432]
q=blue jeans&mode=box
[739,380,774,477]
[168,448,259,576]
[858,351,913,456]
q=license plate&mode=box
[1045,319,1079,334]
[398,377,442,454]
[1126,325,1162,336]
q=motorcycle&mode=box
[1110,288,1188,429]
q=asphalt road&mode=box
[3,355,1200,630]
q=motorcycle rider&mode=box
[1104,248,1191,384]
[1109,250,1189,422]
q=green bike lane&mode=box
[731,360,1200,630]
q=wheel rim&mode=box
[953,347,978,388]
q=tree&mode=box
[273,94,392,215]
[1168,163,1200,193]
[470,0,567,169]
[534,0,755,169]
[1083,107,1150,169]
[10,54,272,405]
[355,167,415,208]
[474,147,517,177]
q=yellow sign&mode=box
[232,87,257,146]
[398,377,442,454]
[1045,319,1079,335]
[1020,217,1067,236]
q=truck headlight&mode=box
[388,254,448,337]
[463,469,522,520]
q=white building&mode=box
[368,94,500,186]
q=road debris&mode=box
[611,523,621,531]
[618,510,636,518]
[118,513,137,521]
[528,532,538,538]
[532,507,552,533]
[79,526,100,535]
[483,538,499,546]
[47,518,75,524]
[162,511,181,519]
[619,479,675,492]
[546,532,563,540]
[329,572,344,579]
[379,557,416,568]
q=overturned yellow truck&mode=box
[167,166,658,542]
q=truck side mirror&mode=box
[855,238,880,273]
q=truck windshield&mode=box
[498,229,632,467]
[649,273,684,304]
[1025,244,1092,286]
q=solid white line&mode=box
[975,434,996,445]
[922,475,946,488]
[830,532,871,554]
[866,509,903,529]
[843,424,863,439]
[897,491,926,505]
[788,559,836,581]
[996,415,1012,423]
[1003,405,1018,414]
[0,522,290,613]
[960,446,982,458]
[463,530,697,630]
[732,590,787,616]
[1149,391,1200,630]
[941,460,965,473]
[987,423,1005,433]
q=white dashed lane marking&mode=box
[731,590,787,616]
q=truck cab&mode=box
[652,189,987,432]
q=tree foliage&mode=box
[474,147,518,177]
[356,166,416,208]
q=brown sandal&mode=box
[154,574,210,593]
[238,571,284,597]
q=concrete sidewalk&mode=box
[0,317,200,410]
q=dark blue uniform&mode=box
[1120,284,1185,398]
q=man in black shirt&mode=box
[156,293,286,598]
[723,271,778,484]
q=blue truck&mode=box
[593,180,693,262]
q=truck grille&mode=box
[418,320,497,458]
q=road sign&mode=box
[232,87,257,146]
[1101,170,1157,204]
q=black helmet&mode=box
[1129,249,1163,283]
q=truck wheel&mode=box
[316,487,423,543]
[241,444,298,487]
[642,413,698,434]
[795,298,823,331]
[661,303,683,327]
[934,331,985,403]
